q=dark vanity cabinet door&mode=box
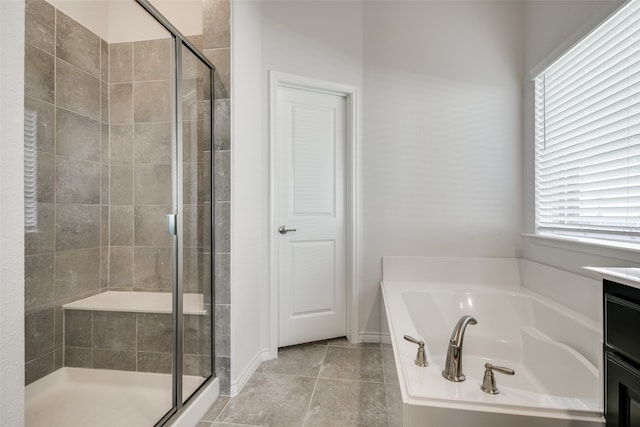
[606,353,640,427]
[605,280,640,427]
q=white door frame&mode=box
[269,71,360,358]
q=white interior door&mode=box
[276,84,347,347]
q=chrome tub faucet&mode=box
[481,362,515,394]
[404,335,428,367]
[442,315,477,382]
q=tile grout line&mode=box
[381,347,389,426]
[313,375,386,384]
[249,371,319,380]
[301,344,328,427]
[382,353,391,427]
[212,396,232,424]
[382,347,398,427]
[199,340,393,426]
[380,346,393,427]
[210,422,265,427]
[381,347,388,384]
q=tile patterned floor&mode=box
[198,338,402,427]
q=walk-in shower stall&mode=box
[23,0,217,424]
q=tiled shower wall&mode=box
[24,0,109,384]
[24,0,222,385]
[204,0,232,395]
[107,38,174,293]
[61,37,214,376]
[64,310,209,375]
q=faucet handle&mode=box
[486,363,514,376]
[403,335,428,367]
[403,335,423,346]
[481,362,514,395]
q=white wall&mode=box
[48,0,203,43]
[230,0,267,394]
[233,1,525,377]
[260,0,364,342]
[260,0,364,88]
[230,0,364,389]
[48,0,109,38]
[520,0,639,275]
[230,0,637,392]
[361,1,524,335]
[0,0,25,425]
[254,0,524,345]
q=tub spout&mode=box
[442,315,477,382]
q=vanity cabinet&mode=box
[605,279,640,427]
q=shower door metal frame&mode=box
[134,1,216,425]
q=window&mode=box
[534,0,640,244]
[24,109,38,232]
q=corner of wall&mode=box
[228,0,266,395]
[0,0,26,425]
[201,0,233,395]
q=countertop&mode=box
[583,267,640,290]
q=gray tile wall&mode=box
[203,0,231,396]
[24,0,108,384]
[107,37,173,293]
[25,0,220,388]
[64,309,209,375]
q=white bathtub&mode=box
[381,257,604,427]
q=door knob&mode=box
[278,226,297,235]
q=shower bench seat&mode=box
[62,291,207,315]
[60,291,211,376]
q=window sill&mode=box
[522,233,640,263]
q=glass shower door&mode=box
[179,42,214,404]
[108,5,178,423]
[22,0,181,425]
[23,0,215,424]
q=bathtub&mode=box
[381,257,604,427]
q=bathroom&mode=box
[2,0,640,426]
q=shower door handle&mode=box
[278,225,297,235]
[167,214,177,235]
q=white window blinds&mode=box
[24,109,38,232]
[534,0,640,241]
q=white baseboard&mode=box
[263,345,278,361]
[358,332,382,343]
[379,333,391,345]
[229,349,271,397]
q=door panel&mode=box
[277,85,347,347]
[606,353,640,426]
[180,42,213,404]
[290,240,336,316]
[292,104,336,215]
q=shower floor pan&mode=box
[25,367,203,427]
